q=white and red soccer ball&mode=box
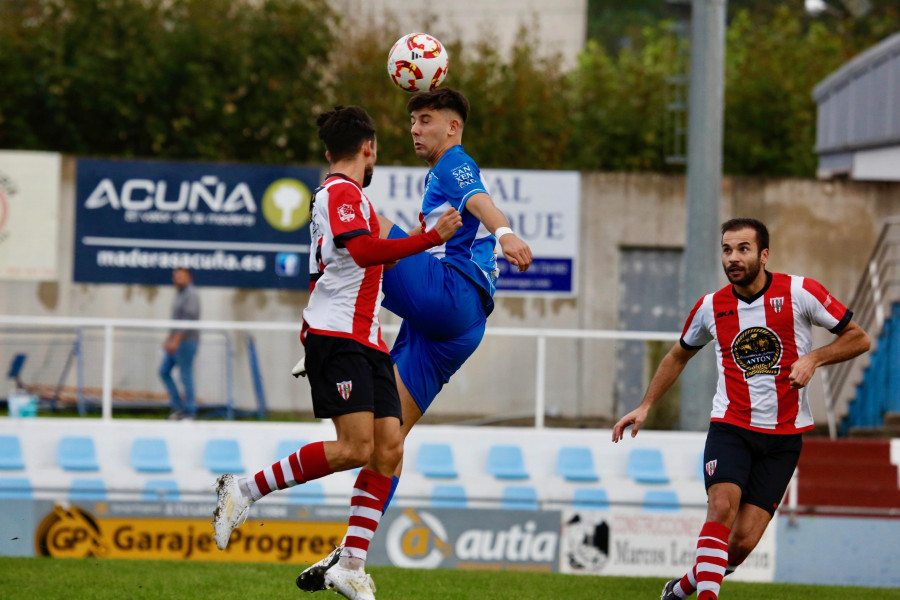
[387,33,449,92]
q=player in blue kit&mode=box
[296,88,533,593]
[380,88,533,417]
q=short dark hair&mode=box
[316,106,376,162]
[721,218,769,251]
[407,88,470,123]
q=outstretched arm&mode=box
[465,192,533,272]
[344,208,461,268]
[611,343,698,442]
[789,320,870,389]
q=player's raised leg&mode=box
[214,412,378,550]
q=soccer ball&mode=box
[387,33,449,92]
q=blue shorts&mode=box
[382,225,487,413]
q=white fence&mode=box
[0,315,680,426]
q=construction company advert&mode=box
[367,167,581,296]
[0,151,61,281]
[73,158,321,289]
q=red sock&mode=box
[244,441,333,501]
[695,521,730,600]
[342,469,392,563]
[675,565,697,597]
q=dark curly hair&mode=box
[316,106,376,162]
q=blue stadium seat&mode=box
[275,440,307,462]
[130,438,173,473]
[643,489,679,512]
[501,485,539,510]
[0,435,25,470]
[572,488,609,511]
[142,479,180,502]
[203,439,244,474]
[69,479,107,502]
[57,436,100,471]
[626,448,669,484]
[416,443,458,479]
[487,445,529,480]
[431,484,467,508]
[286,482,326,506]
[0,477,32,499]
[557,446,599,482]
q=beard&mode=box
[362,165,373,188]
[724,258,762,287]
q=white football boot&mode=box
[212,474,252,550]
[323,565,376,600]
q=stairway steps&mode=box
[798,484,900,509]
[798,463,898,482]
[795,437,900,509]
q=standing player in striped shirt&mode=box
[612,218,869,600]
[212,106,461,600]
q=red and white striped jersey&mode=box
[302,174,387,353]
[681,272,852,434]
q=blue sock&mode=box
[382,476,400,512]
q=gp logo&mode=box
[35,504,107,558]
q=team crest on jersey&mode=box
[770,297,784,313]
[451,164,476,188]
[705,459,717,477]
[337,204,355,222]
[731,326,782,379]
[336,381,352,401]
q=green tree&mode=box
[0,0,337,163]
[325,24,572,170]
[567,24,681,172]
[723,7,847,176]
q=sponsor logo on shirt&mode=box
[731,327,782,379]
[337,204,355,222]
[451,164,476,188]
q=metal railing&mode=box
[823,216,900,438]
[0,314,680,427]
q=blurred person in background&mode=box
[159,267,200,420]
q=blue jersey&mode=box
[420,145,498,299]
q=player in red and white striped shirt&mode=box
[213,106,461,600]
[613,218,869,600]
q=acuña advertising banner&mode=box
[74,158,321,289]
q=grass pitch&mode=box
[1,556,898,599]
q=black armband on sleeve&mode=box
[829,310,853,334]
[333,229,370,249]
[680,338,705,351]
